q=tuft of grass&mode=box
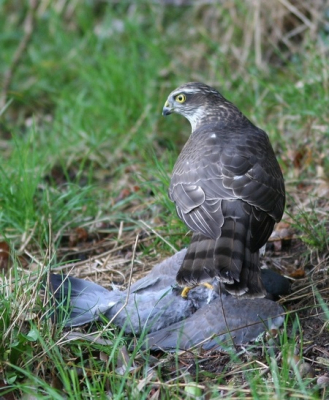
[289,205,329,252]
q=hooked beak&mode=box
[162,100,173,116]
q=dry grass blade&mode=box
[91,233,139,344]
[140,220,177,253]
[277,0,316,30]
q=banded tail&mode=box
[176,201,266,298]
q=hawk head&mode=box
[162,82,243,131]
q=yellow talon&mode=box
[181,282,214,298]
[181,286,191,298]
[202,282,214,290]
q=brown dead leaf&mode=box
[0,241,10,272]
[69,227,88,246]
[293,147,312,169]
[289,269,306,279]
[115,188,132,202]
[269,222,294,251]
[51,374,63,391]
[99,351,109,363]
[284,146,314,177]
[114,184,141,203]
[270,222,294,239]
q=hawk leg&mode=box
[181,282,214,298]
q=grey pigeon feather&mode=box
[49,250,288,348]
[143,296,284,351]
[50,250,206,332]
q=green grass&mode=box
[1,0,329,398]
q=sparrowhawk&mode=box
[163,82,285,298]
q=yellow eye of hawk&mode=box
[175,94,186,103]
